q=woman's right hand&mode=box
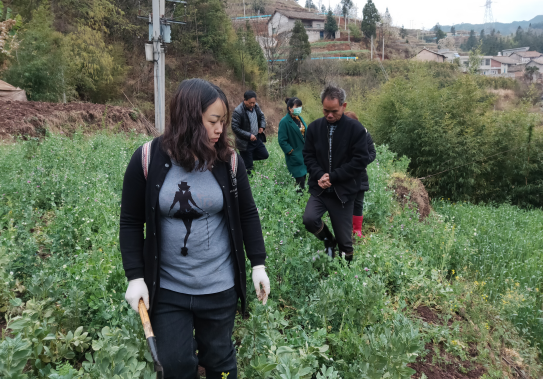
[125,278,149,312]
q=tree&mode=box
[464,29,477,51]
[400,25,407,38]
[340,0,353,30]
[321,4,326,12]
[438,36,456,51]
[433,24,446,42]
[233,22,267,87]
[288,20,311,78]
[361,0,379,40]
[525,66,539,82]
[253,0,265,14]
[305,0,317,10]
[3,4,70,101]
[451,26,456,35]
[468,43,482,75]
[324,10,338,39]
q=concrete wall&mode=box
[268,13,294,36]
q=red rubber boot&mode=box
[352,215,363,238]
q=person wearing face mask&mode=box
[120,79,270,379]
[278,97,308,190]
[302,85,369,260]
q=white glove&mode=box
[125,278,149,312]
[252,265,270,305]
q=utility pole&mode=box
[151,0,165,133]
[141,0,185,133]
[371,35,373,60]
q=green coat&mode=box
[278,114,308,178]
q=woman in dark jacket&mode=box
[277,97,308,189]
[120,79,270,379]
[344,111,376,237]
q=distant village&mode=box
[229,4,542,84]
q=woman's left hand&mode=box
[252,265,270,305]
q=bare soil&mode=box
[391,175,431,221]
[410,343,487,379]
[0,100,154,139]
[414,305,439,324]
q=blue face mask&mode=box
[292,107,302,116]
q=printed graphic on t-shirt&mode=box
[168,181,206,256]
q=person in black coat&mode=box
[120,79,270,379]
[302,85,369,261]
[344,111,376,237]
[231,90,268,173]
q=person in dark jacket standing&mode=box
[344,111,376,237]
[231,90,268,174]
[302,85,369,261]
[120,79,270,379]
[278,97,308,190]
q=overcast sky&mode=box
[304,0,543,29]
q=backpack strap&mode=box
[141,141,152,180]
[230,150,238,177]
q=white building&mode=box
[267,9,340,43]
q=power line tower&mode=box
[483,0,494,34]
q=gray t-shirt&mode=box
[158,162,234,295]
[246,107,259,136]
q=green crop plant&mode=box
[0,132,542,377]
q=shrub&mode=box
[363,69,543,207]
[2,4,71,102]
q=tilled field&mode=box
[0,100,153,138]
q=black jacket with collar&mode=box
[303,114,369,203]
[360,130,376,191]
[231,102,266,151]
[119,137,266,313]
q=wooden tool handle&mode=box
[138,299,154,338]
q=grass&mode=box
[312,49,369,57]
[310,41,349,47]
[0,131,541,378]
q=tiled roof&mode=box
[491,56,518,64]
[513,51,542,58]
[272,9,326,21]
[529,57,543,65]
[416,48,446,58]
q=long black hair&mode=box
[285,97,302,112]
[162,78,232,172]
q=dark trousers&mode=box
[295,175,306,190]
[353,190,365,216]
[239,138,269,173]
[151,287,238,379]
[302,193,354,253]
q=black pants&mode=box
[295,175,306,190]
[353,190,365,216]
[239,139,269,173]
[302,193,354,253]
[151,287,238,379]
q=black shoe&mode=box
[315,223,337,258]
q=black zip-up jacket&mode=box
[119,137,266,313]
[303,114,369,204]
[231,102,266,151]
[360,130,376,191]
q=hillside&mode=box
[441,15,543,35]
